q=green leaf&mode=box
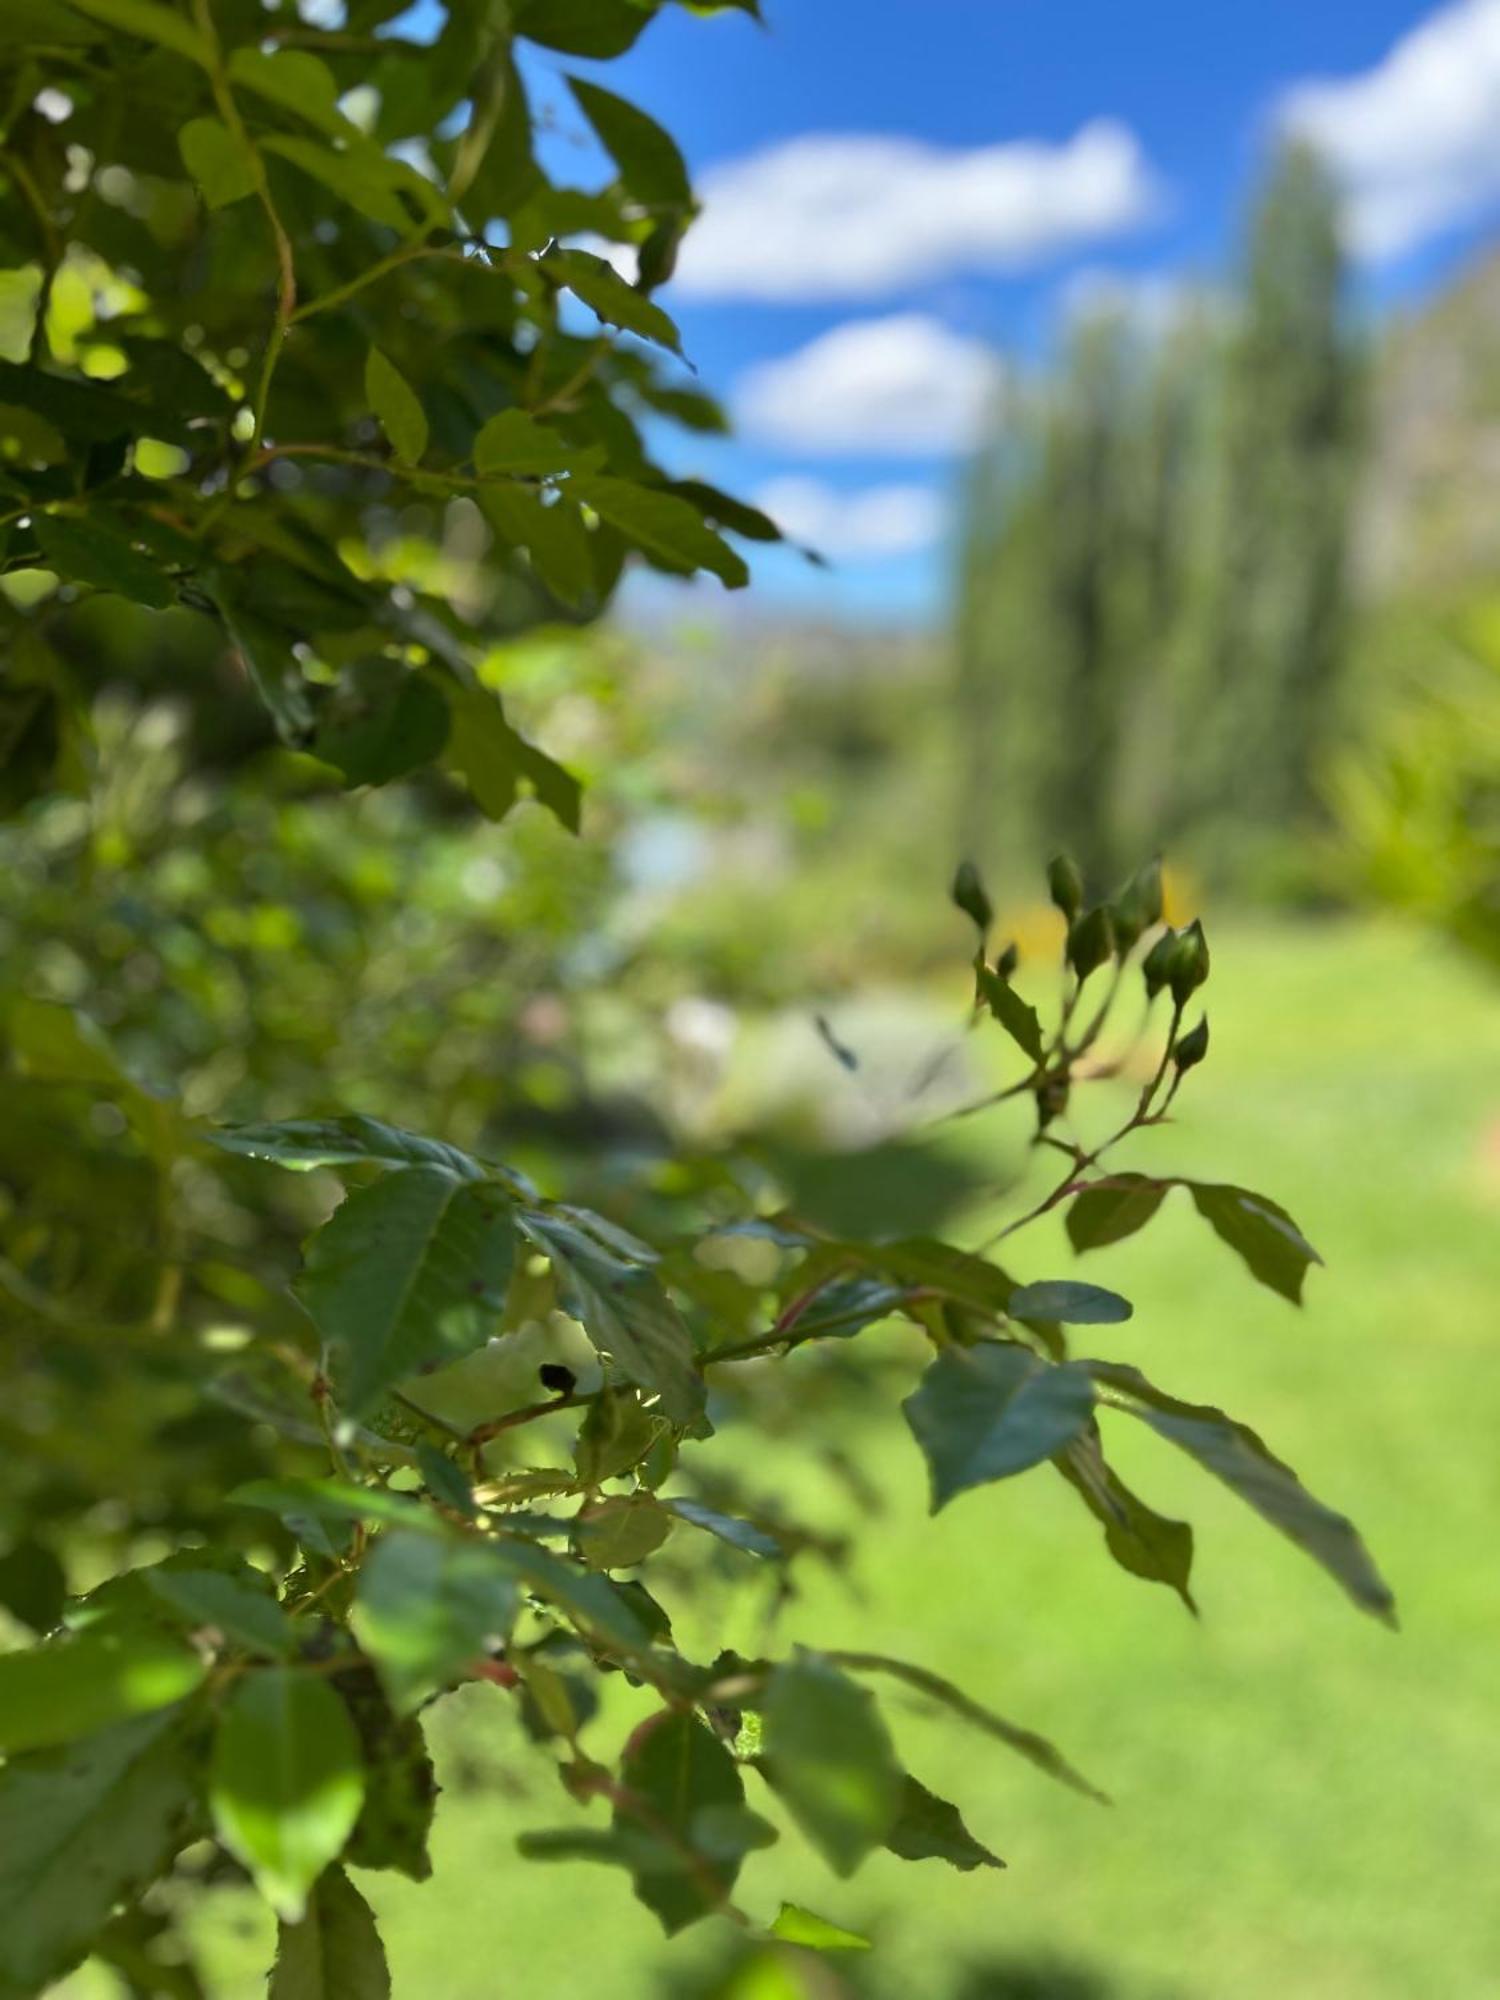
[312,658,450,788]
[210,1668,365,1921]
[487,1537,661,1664]
[760,1652,903,1877]
[574,1495,674,1571]
[660,1496,783,1560]
[573,1388,670,1484]
[0,1708,204,1998]
[295,1165,517,1417]
[268,1866,391,2000]
[209,1115,492,1182]
[975,965,1044,1063]
[62,0,210,63]
[34,513,174,611]
[1187,1182,1322,1305]
[209,592,316,744]
[884,1774,1004,1872]
[0,1625,207,1754]
[352,1530,521,1712]
[567,76,691,209]
[259,137,415,233]
[614,1708,747,1932]
[228,47,348,137]
[1056,1425,1196,1611]
[439,675,583,832]
[472,407,594,478]
[1066,1173,1169,1252]
[1092,1362,1396,1623]
[365,349,429,466]
[479,483,596,609]
[1007,1280,1133,1325]
[229,1478,444,1535]
[541,246,684,354]
[768,1904,871,1952]
[0,1537,66,1634]
[572,473,748,589]
[341,1670,436,1880]
[903,1343,1096,1511]
[0,361,140,440]
[827,1651,1105,1803]
[514,0,658,62]
[179,115,259,208]
[519,1207,704,1427]
[145,1568,296,1658]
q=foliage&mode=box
[955,141,1362,885]
[0,13,1394,1998]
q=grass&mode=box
[63,915,1500,1999]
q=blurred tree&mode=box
[1199,139,1364,855]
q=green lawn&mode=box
[64,917,1500,1999]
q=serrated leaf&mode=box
[884,1774,1004,1871]
[259,136,415,233]
[572,473,748,589]
[268,1865,391,2000]
[1007,1280,1133,1326]
[34,513,174,610]
[229,1478,443,1536]
[295,1165,516,1417]
[761,1652,902,1877]
[210,592,316,744]
[0,1708,204,1998]
[903,1343,1096,1511]
[145,1568,295,1658]
[209,1115,492,1182]
[179,114,258,208]
[615,1708,747,1932]
[487,1536,662,1666]
[1092,1362,1395,1623]
[210,1668,365,1921]
[0,1625,207,1754]
[519,1208,703,1426]
[352,1530,520,1712]
[827,1651,1105,1802]
[660,1497,783,1559]
[1066,1173,1169,1252]
[573,1388,669,1484]
[365,350,429,465]
[769,1903,871,1952]
[574,1494,673,1570]
[340,1669,436,1880]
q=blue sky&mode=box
[515,0,1500,620]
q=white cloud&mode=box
[753,477,947,560]
[1281,0,1500,259]
[673,122,1163,301]
[735,315,1004,457]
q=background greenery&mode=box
[47,915,1500,2000]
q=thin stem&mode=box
[291,242,480,326]
[977,999,1184,1253]
[191,0,296,461]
